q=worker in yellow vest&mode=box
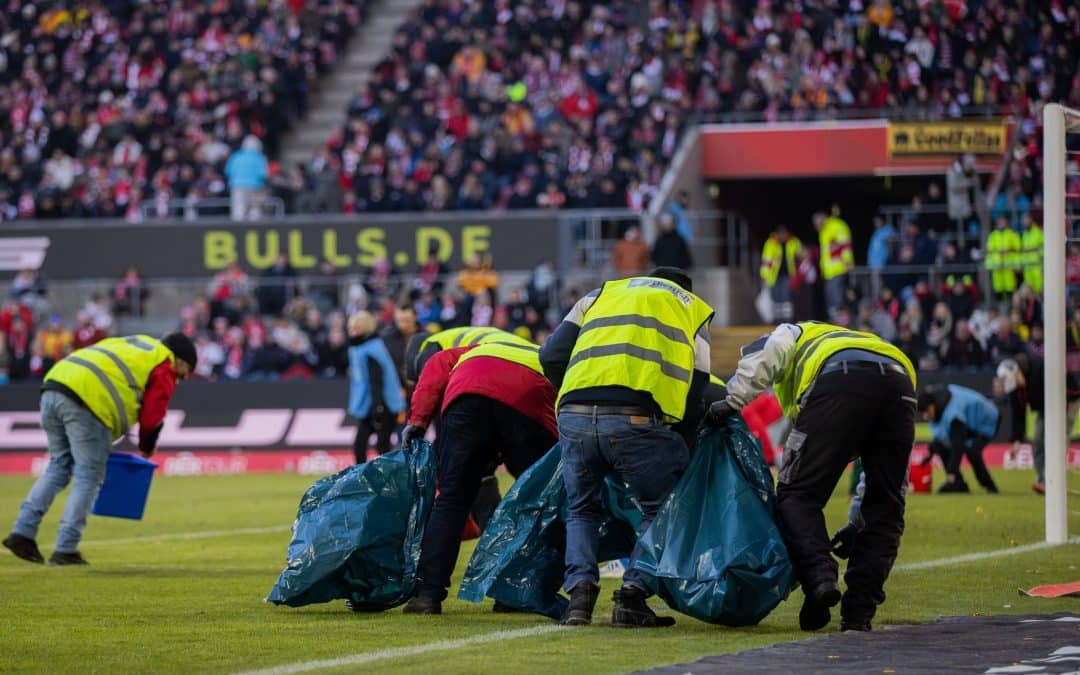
[397,340,556,615]
[1020,213,1044,294]
[404,326,534,386]
[540,266,714,628]
[814,209,854,318]
[5,333,196,566]
[705,322,916,634]
[760,225,802,322]
[985,216,1022,303]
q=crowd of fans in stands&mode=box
[0,0,364,220]
[1,0,1077,219]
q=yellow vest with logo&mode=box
[421,326,532,351]
[760,236,801,287]
[559,277,714,423]
[454,340,544,375]
[820,218,853,280]
[774,322,916,419]
[44,335,174,439]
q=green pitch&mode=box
[0,468,1077,674]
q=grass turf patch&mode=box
[0,467,1077,674]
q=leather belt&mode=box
[819,360,907,377]
[559,403,657,419]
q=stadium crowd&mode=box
[1,0,1077,218]
[0,0,365,220]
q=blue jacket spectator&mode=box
[867,216,896,270]
[225,136,269,190]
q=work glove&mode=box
[830,523,859,559]
[704,400,737,427]
[401,424,426,445]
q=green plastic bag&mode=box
[461,420,794,626]
[266,439,436,609]
[632,418,795,625]
[457,445,640,619]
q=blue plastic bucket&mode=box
[91,452,159,520]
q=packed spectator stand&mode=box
[1,0,1079,391]
[1,0,1076,218]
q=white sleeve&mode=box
[561,289,601,327]
[694,323,712,373]
[724,323,801,410]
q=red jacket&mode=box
[408,346,557,437]
[138,361,178,454]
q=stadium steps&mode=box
[277,0,416,168]
[709,325,772,379]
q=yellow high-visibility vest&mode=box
[774,322,916,419]
[454,340,544,375]
[44,335,174,439]
[559,276,714,423]
[819,217,854,280]
[421,327,532,351]
[760,236,801,287]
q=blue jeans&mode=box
[560,410,689,593]
[13,391,112,553]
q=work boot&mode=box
[402,595,442,615]
[611,587,676,628]
[840,618,872,632]
[48,551,89,566]
[799,581,841,631]
[938,480,970,494]
[3,533,44,564]
[560,582,600,626]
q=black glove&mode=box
[830,523,859,559]
[401,424,426,445]
[704,400,737,427]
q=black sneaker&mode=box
[799,581,841,631]
[402,595,441,615]
[492,600,522,613]
[560,582,599,626]
[48,551,89,566]
[840,618,872,632]
[3,533,44,564]
[611,587,676,628]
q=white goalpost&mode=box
[1043,103,1078,543]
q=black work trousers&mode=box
[352,406,396,464]
[775,367,916,624]
[415,395,555,601]
[931,434,997,491]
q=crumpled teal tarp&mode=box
[457,445,641,619]
[459,419,794,625]
[266,439,435,609]
[632,417,795,625]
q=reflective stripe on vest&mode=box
[421,327,532,351]
[774,322,917,419]
[44,335,173,439]
[454,340,544,374]
[559,276,713,423]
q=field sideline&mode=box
[1,468,1078,674]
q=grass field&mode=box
[1,467,1078,675]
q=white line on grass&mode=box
[893,536,1080,572]
[233,624,567,675]
[82,525,291,547]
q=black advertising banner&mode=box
[0,212,564,279]
[0,372,998,454]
